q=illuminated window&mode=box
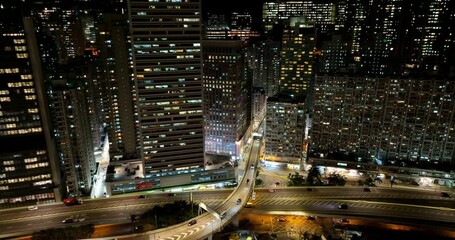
[21,75,32,80]
[0,97,11,102]
[14,46,27,51]
[25,95,36,100]
[5,167,15,171]
[13,39,25,44]
[16,53,28,58]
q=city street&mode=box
[91,135,110,198]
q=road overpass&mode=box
[0,138,454,238]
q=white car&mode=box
[28,206,38,211]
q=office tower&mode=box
[265,92,306,166]
[250,40,280,97]
[280,17,315,94]
[320,34,351,73]
[51,77,96,196]
[97,14,137,157]
[202,40,248,158]
[312,75,455,167]
[128,0,205,182]
[205,13,229,40]
[0,5,60,208]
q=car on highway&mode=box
[267,189,276,193]
[220,211,227,219]
[167,193,176,197]
[276,217,286,222]
[236,198,242,205]
[364,187,371,192]
[188,219,197,226]
[246,179,250,184]
[250,164,255,169]
[245,202,254,208]
[62,217,75,223]
[339,218,349,223]
[134,225,144,231]
[63,197,83,206]
[338,204,348,209]
[28,206,38,211]
[307,188,314,192]
[440,192,451,198]
[138,195,147,199]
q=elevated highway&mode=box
[1,138,454,239]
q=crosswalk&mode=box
[156,220,217,240]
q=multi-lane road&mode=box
[1,187,454,239]
[1,138,454,239]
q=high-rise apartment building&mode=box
[97,14,137,157]
[280,17,315,94]
[312,75,455,167]
[400,0,455,76]
[319,34,351,73]
[202,40,248,158]
[0,5,60,208]
[265,92,306,166]
[249,40,280,97]
[128,0,205,183]
[51,78,96,196]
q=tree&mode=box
[255,178,263,186]
[287,172,306,186]
[363,176,375,186]
[140,200,198,229]
[306,165,322,186]
[327,173,346,186]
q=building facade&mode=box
[265,92,306,166]
[280,17,315,94]
[312,75,455,166]
[202,40,248,158]
[97,14,137,157]
[128,0,205,185]
[250,40,281,97]
[51,80,96,196]
[0,7,60,208]
[262,0,336,34]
